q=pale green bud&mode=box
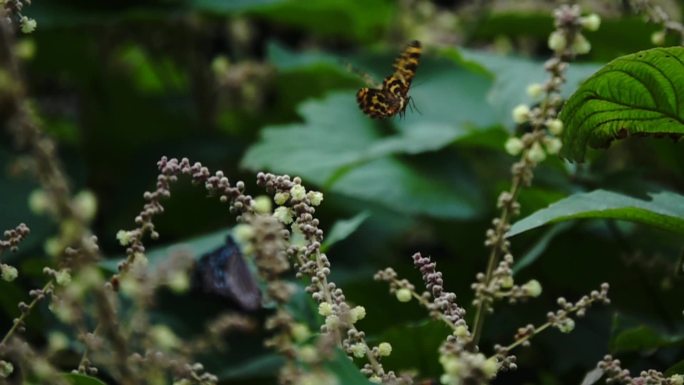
[572,34,591,55]
[1,264,18,282]
[500,275,514,289]
[350,342,367,358]
[512,104,530,124]
[546,119,564,135]
[523,279,542,297]
[116,230,132,246]
[273,192,290,205]
[55,269,71,286]
[151,324,180,350]
[20,17,37,34]
[350,306,366,323]
[396,288,412,302]
[307,191,324,206]
[273,206,293,225]
[0,360,14,378]
[558,318,575,333]
[318,302,333,316]
[651,30,666,46]
[527,142,547,163]
[482,358,498,378]
[548,31,567,52]
[377,342,392,357]
[291,323,311,342]
[252,195,272,214]
[74,190,98,221]
[211,56,230,75]
[505,137,524,156]
[544,137,563,155]
[580,14,601,31]
[290,184,306,201]
[526,83,544,99]
[28,189,49,214]
[669,374,684,385]
[167,271,190,293]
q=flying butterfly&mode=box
[192,235,262,311]
[356,40,421,119]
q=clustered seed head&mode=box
[412,253,468,330]
[598,354,683,385]
[0,223,30,253]
[547,283,610,333]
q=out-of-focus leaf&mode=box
[446,47,601,127]
[322,212,370,251]
[249,0,393,42]
[190,0,284,13]
[63,373,107,385]
[325,349,374,385]
[217,353,284,379]
[580,368,605,385]
[508,190,684,237]
[560,47,684,162]
[610,325,684,353]
[242,90,487,219]
[513,222,573,274]
[665,359,684,376]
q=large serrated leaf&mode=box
[560,47,684,161]
[508,189,684,237]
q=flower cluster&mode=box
[628,0,684,45]
[598,355,683,385]
[2,0,37,33]
[0,223,29,282]
[474,4,600,345]
[256,172,403,384]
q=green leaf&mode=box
[242,90,487,219]
[665,359,684,376]
[322,212,370,251]
[512,222,573,274]
[508,189,684,237]
[560,47,684,161]
[448,47,601,126]
[63,373,108,385]
[610,325,684,353]
[325,349,374,385]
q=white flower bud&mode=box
[580,14,601,31]
[548,31,567,52]
[290,184,306,201]
[527,142,547,163]
[544,137,563,155]
[318,302,333,316]
[350,342,367,358]
[377,342,392,356]
[252,195,272,214]
[273,206,293,225]
[572,34,591,55]
[651,30,666,46]
[512,104,530,124]
[0,264,18,282]
[505,137,524,156]
[523,279,542,297]
[546,119,564,135]
[396,288,412,302]
[526,83,544,99]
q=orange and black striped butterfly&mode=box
[356,40,422,119]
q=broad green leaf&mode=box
[322,212,370,251]
[217,353,284,379]
[325,349,374,385]
[508,190,684,237]
[242,89,488,219]
[448,48,601,127]
[560,47,684,161]
[610,325,684,353]
[63,373,107,385]
[512,222,573,274]
[666,359,684,376]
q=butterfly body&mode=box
[193,235,261,311]
[357,40,421,119]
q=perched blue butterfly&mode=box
[192,235,262,311]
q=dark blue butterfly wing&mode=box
[194,235,262,311]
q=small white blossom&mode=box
[290,184,306,201]
[526,83,544,99]
[523,279,542,297]
[377,342,392,356]
[0,264,18,282]
[548,31,567,52]
[546,119,564,135]
[396,288,412,302]
[505,137,524,156]
[580,14,601,31]
[512,104,530,124]
[651,30,666,46]
[572,34,591,55]
[527,142,547,163]
[273,206,293,225]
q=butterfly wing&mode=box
[392,40,421,89]
[357,87,396,119]
[194,235,261,311]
